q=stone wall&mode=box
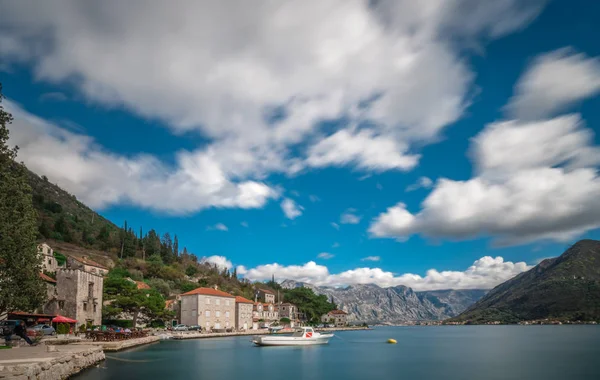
[0,346,104,380]
[180,294,235,330]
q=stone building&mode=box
[180,287,236,330]
[37,243,61,273]
[234,296,254,331]
[256,288,275,303]
[67,256,109,276]
[44,269,104,326]
[277,303,298,326]
[253,302,279,326]
[321,309,348,327]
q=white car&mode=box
[173,324,189,331]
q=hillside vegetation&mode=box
[451,240,600,323]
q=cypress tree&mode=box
[0,83,45,316]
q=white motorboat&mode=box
[252,327,333,346]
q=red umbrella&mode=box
[52,315,77,323]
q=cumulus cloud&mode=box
[317,252,335,260]
[506,49,600,120]
[370,49,600,245]
[0,0,546,182]
[405,176,434,192]
[200,255,233,270]
[331,223,340,230]
[281,198,303,219]
[240,255,531,290]
[361,256,381,262]
[5,100,277,214]
[340,208,362,224]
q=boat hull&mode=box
[253,334,334,346]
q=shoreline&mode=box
[169,326,371,340]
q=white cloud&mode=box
[317,252,335,260]
[5,100,277,214]
[370,48,600,246]
[405,176,433,192]
[207,223,228,232]
[361,256,381,262]
[240,221,249,228]
[331,222,340,230]
[201,255,233,270]
[240,255,531,290]
[506,49,600,120]
[0,0,546,180]
[332,242,340,248]
[281,198,303,219]
[340,208,362,224]
[309,195,321,202]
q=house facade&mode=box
[180,287,236,330]
[253,302,279,326]
[321,310,348,326]
[38,243,61,273]
[234,296,254,330]
[44,269,104,326]
[277,303,298,326]
[256,288,275,303]
[67,256,109,276]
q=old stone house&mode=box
[234,296,254,330]
[253,302,279,325]
[67,256,108,276]
[44,269,104,326]
[37,243,61,273]
[277,303,298,326]
[180,287,236,330]
[256,288,275,303]
[321,309,348,326]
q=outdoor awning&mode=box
[52,315,77,323]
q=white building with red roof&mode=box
[321,309,348,327]
[234,296,254,330]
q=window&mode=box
[88,283,94,298]
[225,312,230,318]
[225,300,230,306]
[93,304,97,313]
[192,310,197,317]
[83,302,87,311]
[216,311,220,317]
[58,301,65,309]
[205,311,210,317]
[216,299,220,306]
[206,298,210,305]
[48,259,52,265]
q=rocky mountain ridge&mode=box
[280,280,487,323]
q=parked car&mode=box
[0,320,18,336]
[31,324,56,335]
[173,324,189,331]
[188,325,201,331]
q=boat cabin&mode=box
[292,327,315,338]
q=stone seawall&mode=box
[0,345,104,380]
[73,335,160,352]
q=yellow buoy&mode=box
[387,339,397,344]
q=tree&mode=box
[173,234,179,258]
[161,232,173,264]
[185,264,198,277]
[283,287,335,322]
[0,83,46,316]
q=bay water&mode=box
[75,326,600,380]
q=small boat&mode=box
[268,325,284,333]
[252,327,333,346]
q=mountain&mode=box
[280,280,487,323]
[452,240,600,323]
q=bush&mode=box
[280,317,291,323]
[103,320,133,328]
[79,324,86,333]
[57,323,70,335]
[147,278,171,298]
[53,251,67,266]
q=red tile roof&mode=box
[259,288,274,295]
[71,256,108,270]
[39,272,57,283]
[165,299,176,309]
[181,287,235,298]
[329,309,347,315]
[235,296,254,304]
[136,281,151,290]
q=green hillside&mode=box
[450,240,600,324]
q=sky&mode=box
[2,0,600,291]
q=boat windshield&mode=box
[292,329,304,337]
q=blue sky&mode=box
[2,0,600,290]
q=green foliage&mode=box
[283,287,335,322]
[185,264,198,277]
[146,278,171,298]
[53,251,67,266]
[56,323,70,335]
[102,319,133,328]
[0,83,46,316]
[280,317,291,323]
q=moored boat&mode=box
[252,327,333,346]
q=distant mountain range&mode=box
[280,280,487,323]
[452,239,600,323]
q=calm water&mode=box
[75,326,600,380]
